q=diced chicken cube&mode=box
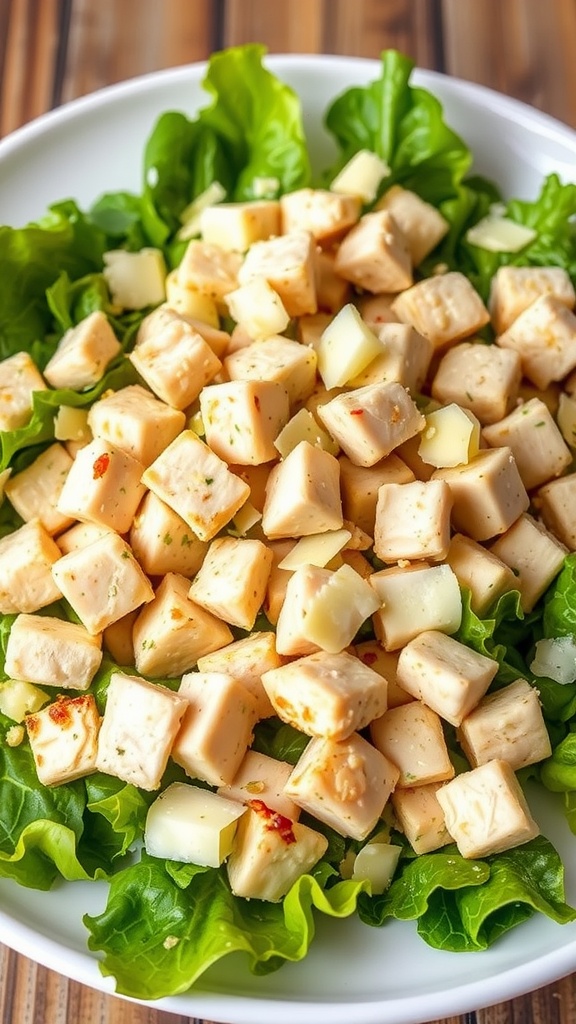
[496,295,576,389]
[371,563,462,650]
[482,397,572,491]
[200,379,289,465]
[375,185,449,265]
[43,311,121,390]
[26,693,101,786]
[489,266,576,334]
[261,440,342,539]
[537,472,576,549]
[197,631,282,719]
[458,678,552,771]
[172,671,259,787]
[391,271,490,349]
[435,759,540,858]
[57,438,145,534]
[145,782,246,867]
[142,430,250,542]
[218,750,300,820]
[431,341,522,425]
[87,384,185,467]
[52,532,153,634]
[373,478,452,562]
[349,321,433,393]
[353,641,414,708]
[238,230,317,317]
[262,649,388,741]
[370,701,455,787]
[129,491,208,577]
[285,732,399,840]
[280,188,361,245]
[96,671,187,791]
[397,630,498,726]
[339,452,414,536]
[132,572,233,677]
[445,533,518,616]
[313,250,352,313]
[177,240,242,301]
[226,803,328,902]
[0,519,62,614]
[0,351,47,431]
[432,447,530,541]
[164,272,220,326]
[56,521,112,556]
[4,443,74,535]
[188,536,273,631]
[317,381,425,468]
[200,199,280,252]
[226,277,290,340]
[5,613,102,691]
[224,335,317,407]
[392,782,452,855]
[488,512,567,612]
[334,210,412,294]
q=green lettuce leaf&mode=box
[84,855,365,999]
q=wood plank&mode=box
[441,0,576,125]
[0,0,61,135]
[60,0,216,103]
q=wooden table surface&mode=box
[2,1,576,1022]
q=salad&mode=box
[1,44,576,1003]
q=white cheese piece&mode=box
[351,841,401,893]
[96,671,187,790]
[26,693,101,786]
[200,200,280,252]
[226,277,290,340]
[54,406,91,444]
[277,529,352,570]
[317,304,383,390]
[103,248,166,309]
[371,563,462,651]
[274,408,339,459]
[145,782,246,867]
[177,181,227,240]
[530,636,576,684]
[0,679,49,722]
[330,149,390,202]
[465,215,537,252]
[0,519,62,614]
[164,271,220,324]
[557,391,576,450]
[419,404,481,468]
[5,613,102,691]
[295,563,381,654]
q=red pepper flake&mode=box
[361,651,378,665]
[249,799,296,844]
[93,453,110,479]
[253,395,261,411]
[350,408,364,416]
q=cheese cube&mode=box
[129,491,207,577]
[285,732,399,840]
[397,630,498,727]
[458,678,552,771]
[358,293,397,325]
[57,438,145,534]
[339,452,414,536]
[96,671,187,790]
[103,248,166,309]
[224,335,317,407]
[0,351,47,431]
[537,472,576,549]
[435,759,540,858]
[132,572,233,677]
[226,803,328,902]
[53,405,90,444]
[375,185,449,265]
[218,750,300,820]
[177,240,242,301]
[172,671,259,786]
[496,295,576,389]
[52,532,154,634]
[238,230,317,317]
[334,210,412,294]
[330,149,390,203]
[418,405,481,469]
[318,381,425,468]
[297,311,333,350]
[87,384,185,467]
[200,199,280,252]
[482,397,571,491]
[226,277,290,340]
[274,408,339,460]
[164,272,220,326]
[5,613,102,691]
[370,701,455,787]
[373,479,452,562]
[188,536,273,631]
[0,520,62,614]
[489,266,576,335]
[129,305,221,409]
[317,304,383,390]
[0,678,49,722]
[280,188,360,245]
[263,539,296,625]
[43,311,121,389]
[445,533,518,616]
[56,521,111,556]
[262,649,388,741]
[392,783,452,855]
[431,341,522,425]
[145,782,246,867]
[277,529,352,570]
[488,513,567,612]
[200,379,289,465]
[391,271,490,349]
[197,631,282,719]
[4,443,74,535]
[26,693,101,786]
[370,563,462,651]
[353,641,414,708]
[273,563,325,657]
[349,322,433,394]
[432,447,530,541]
[261,440,342,539]
[142,430,250,542]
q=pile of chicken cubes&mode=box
[2,149,576,903]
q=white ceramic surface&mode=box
[1,54,576,1024]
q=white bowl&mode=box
[1,54,576,1024]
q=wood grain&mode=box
[1,1,576,1023]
